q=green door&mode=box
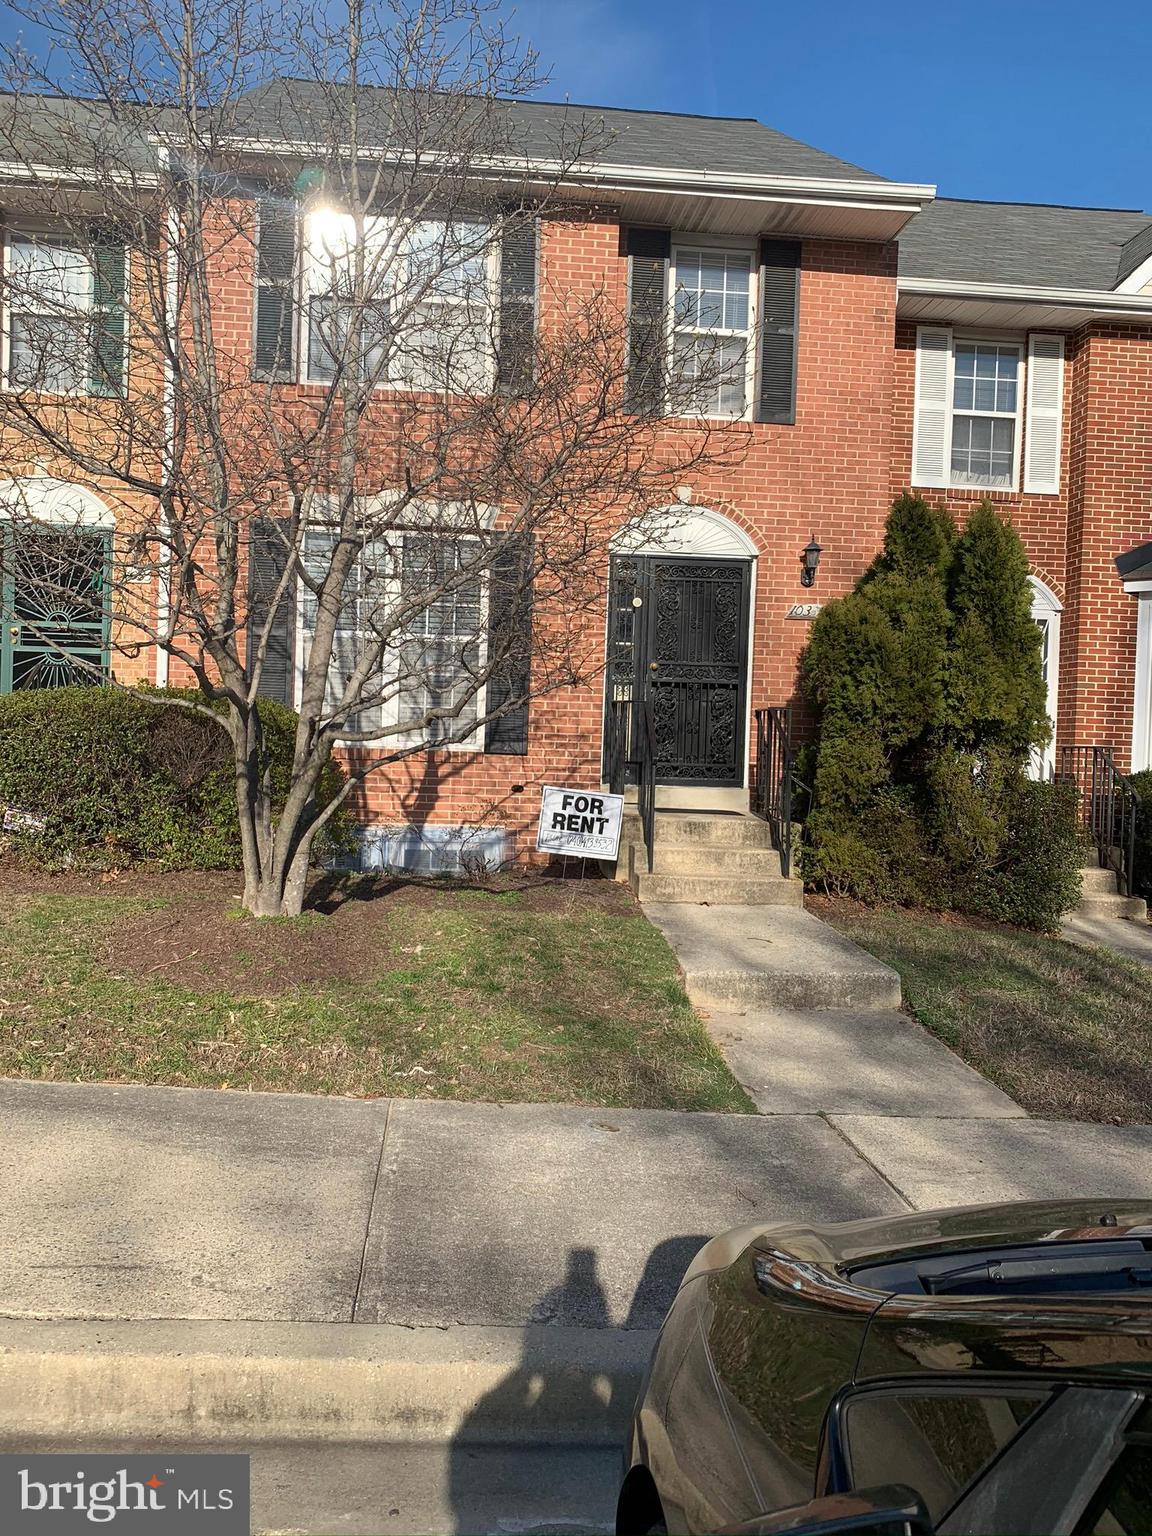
[0,527,111,691]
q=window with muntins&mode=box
[304,213,492,393]
[6,235,105,394]
[950,341,1021,489]
[670,247,754,418]
[296,529,483,744]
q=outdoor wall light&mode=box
[800,535,823,588]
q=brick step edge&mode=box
[0,1319,653,1446]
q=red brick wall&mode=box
[1060,323,1152,763]
[892,318,1152,766]
[213,213,904,859]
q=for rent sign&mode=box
[536,785,625,861]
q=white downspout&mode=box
[154,143,175,686]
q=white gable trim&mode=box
[611,504,758,559]
[0,476,116,528]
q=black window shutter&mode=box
[622,226,670,416]
[247,518,296,705]
[484,533,534,755]
[496,212,538,395]
[89,224,126,396]
[756,238,801,425]
[253,193,298,381]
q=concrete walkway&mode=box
[1061,913,1152,968]
[643,902,1021,1119]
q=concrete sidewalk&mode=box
[2,1077,1151,1447]
[0,1081,902,1329]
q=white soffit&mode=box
[899,277,1152,331]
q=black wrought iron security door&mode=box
[605,555,751,787]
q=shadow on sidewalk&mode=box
[447,1238,707,1534]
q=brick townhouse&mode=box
[1,84,1151,874]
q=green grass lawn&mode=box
[0,871,754,1111]
[817,899,1152,1124]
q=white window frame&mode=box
[947,336,1024,492]
[1029,576,1062,780]
[1128,582,1152,773]
[0,224,127,399]
[667,236,758,422]
[293,527,488,752]
[300,211,497,396]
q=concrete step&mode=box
[646,845,786,877]
[643,904,902,1012]
[626,812,774,849]
[1075,893,1148,921]
[1079,865,1120,895]
[632,872,803,906]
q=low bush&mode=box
[950,776,1085,931]
[0,686,349,870]
[1129,769,1152,902]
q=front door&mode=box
[606,555,751,787]
[0,528,111,690]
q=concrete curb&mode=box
[0,1320,653,1446]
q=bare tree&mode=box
[0,0,744,915]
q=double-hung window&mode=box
[399,535,483,743]
[5,233,115,395]
[304,213,492,393]
[296,528,484,745]
[670,247,755,418]
[950,341,1021,489]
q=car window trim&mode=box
[938,1386,1144,1536]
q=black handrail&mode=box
[636,696,656,875]
[605,695,656,873]
[606,695,629,798]
[753,705,810,878]
[1056,744,1139,898]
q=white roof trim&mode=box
[207,135,936,210]
[900,274,1152,318]
[1115,250,1152,295]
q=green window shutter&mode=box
[253,193,298,381]
[622,227,671,417]
[247,517,297,704]
[755,238,801,425]
[90,225,126,396]
[496,212,539,396]
[484,533,534,755]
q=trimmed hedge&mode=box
[1130,769,1152,903]
[0,687,348,870]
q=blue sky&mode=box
[511,0,1151,211]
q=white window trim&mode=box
[1131,587,1152,773]
[298,212,498,396]
[293,528,488,752]
[1029,576,1062,779]
[947,336,1024,493]
[666,236,758,423]
[1,223,129,399]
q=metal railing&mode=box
[1056,744,1140,898]
[753,705,811,878]
[605,695,657,874]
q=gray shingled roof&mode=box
[899,197,1152,291]
[229,80,886,182]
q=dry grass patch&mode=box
[0,867,753,1112]
[816,898,1152,1124]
